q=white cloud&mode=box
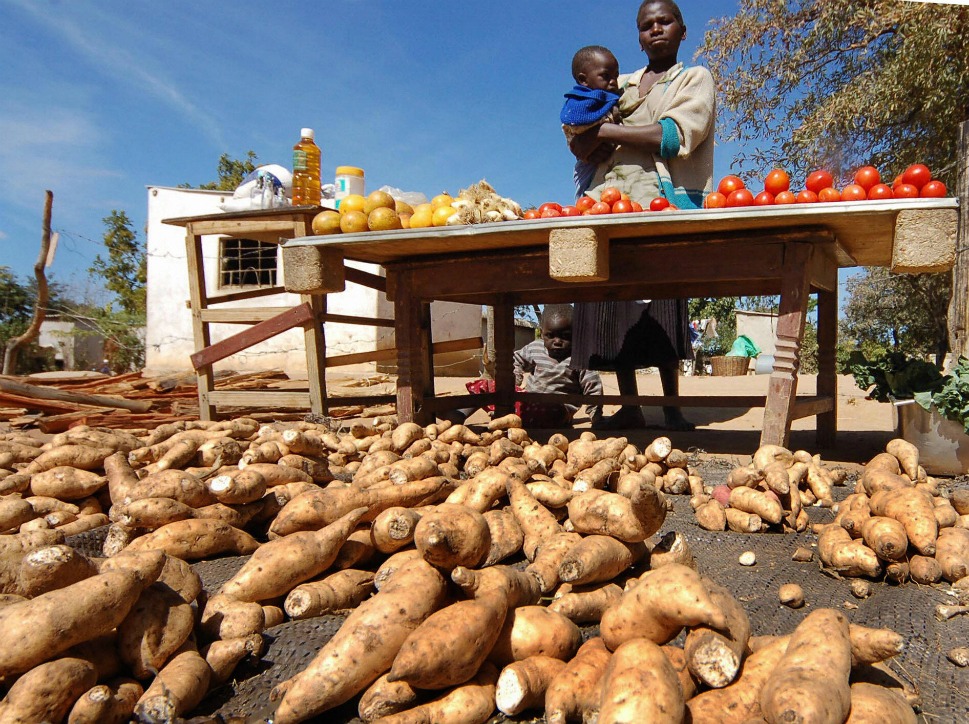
[9,0,226,148]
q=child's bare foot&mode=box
[663,407,695,431]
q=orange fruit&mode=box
[368,206,402,231]
[364,190,397,214]
[340,209,369,233]
[339,194,366,215]
[432,205,457,226]
[311,209,342,235]
[409,203,434,228]
[399,213,412,228]
[395,199,415,215]
[430,193,454,209]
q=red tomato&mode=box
[753,191,775,206]
[649,197,671,211]
[560,205,581,216]
[539,202,562,215]
[575,196,596,211]
[540,207,562,218]
[902,163,932,190]
[805,170,834,194]
[840,184,867,202]
[853,166,881,191]
[589,201,612,215]
[867,183,893,201]
[630,200,644,212]
[717,175,745,196]
[817,187,841,203]
[920,180,948,198]
[703,192,727,209]
[600,187,622,206]
[892,183,919,199]
[523,208,540,219]
[773,190,796,205]
[612,199,634,213]
[726,188,754,207]
[892,174,904,188]
[763,169,790,196]
[795,189,819,203]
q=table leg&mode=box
[493,298,516,417]
[394,271,432,424]
[761,242,812,447]
[185,228,216,421]
[303,293,327,416]
[816,286,838,448]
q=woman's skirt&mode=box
[570,299,692,371]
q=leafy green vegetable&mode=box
[849,352,969,433]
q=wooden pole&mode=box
[0,377,152,413]
[947,120,969,366]
[2,191,53,375]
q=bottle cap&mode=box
[335,166,365,177]
[300,128,314,139]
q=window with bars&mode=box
[218,238,277,288]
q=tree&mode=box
[90,211,146,317]
[197,151,259,191]
[840,267,951,366]
[699,0,968,186]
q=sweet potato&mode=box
[389,565,540,690]
[16,543,99,597]
[885,438,920,479]
[0,497,36,532]
[597,637,685,723]
[413,503,491,569]
[935,526,969,582]
[846,681,917,723]
[68,679,144,724]
[836,493,872,538]
[910,553,943,584]
[284,568,375,619]
[203,635,263,685]
[370,506,422,554]
[869,486,938,555]
[357,673,422,722]
[125,518,259,560]
[817,524,883,578]
[726,464,764,489]
[277,453,333,483]
[599,563,728,650]
[199,593,266,640]
[563,436,628,478]
[0,656,98,723]
[684,578,751,688]
[686,635,788,724]
[725,507,763,533]
[548,582,623,624]
[482,508,524,566]
[933,497,959,528]
[761,460,791,494]
[0,558,161,676]
[567,483,666,542]
[155,553,203,604]
[524,531,582,593]
[109,496,195,530]
[729,486,783,525]
[557,535,647,586]
[860,516,908,561]
[28,466,106,500]
[759,609,852,724]
[22,445,113,475]
[496,655,567,716]
[220,507,365,602]
[133,641,211,724]
[805,463,835,507]
[752,444,793,470]
[694,498,727,531]
[117,583,195,679]
[377,662,498,724]
[544,636,611,724]
[506,475,564,560]
[270,476,450,536]
[488,605,582,667]
[58,512,111,537]
[271,558,448,723]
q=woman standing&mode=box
[569,0,715,430]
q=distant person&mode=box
[446,304,603,428]
[561,45,623,198]
[98,359,111,374]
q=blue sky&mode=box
[1,0,747,296]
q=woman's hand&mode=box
[570,124,616,163]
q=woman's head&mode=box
[637,0,685,63]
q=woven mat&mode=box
[66,464,969,724]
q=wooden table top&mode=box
[284,197,958,269]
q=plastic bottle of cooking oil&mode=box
[291,128,321,206]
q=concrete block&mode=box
[282,244,346,294]
[891,208,958,274]
[548,227,609,282]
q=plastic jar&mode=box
[334,166,365,200]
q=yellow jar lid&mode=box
[335,166,365,177]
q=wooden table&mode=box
[282,198,958,447]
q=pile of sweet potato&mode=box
[817,439,969,585]
[690,444,850,534]
[0,417,926,722]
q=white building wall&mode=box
[145,186,479,377]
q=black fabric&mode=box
[570,298,692,371]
